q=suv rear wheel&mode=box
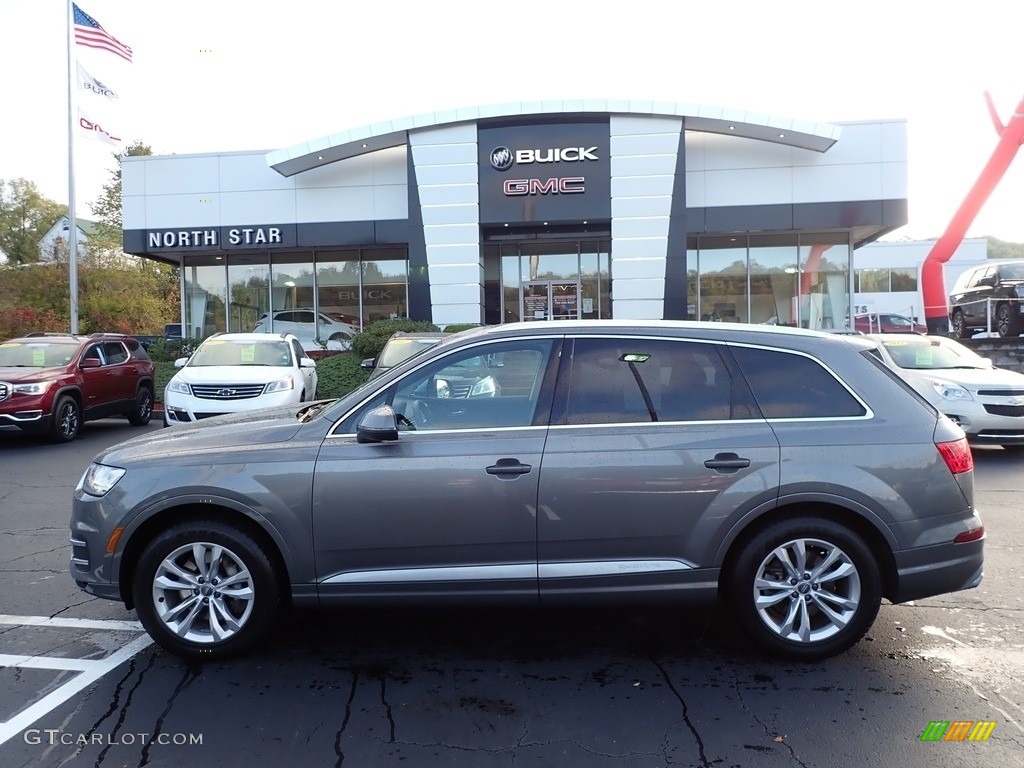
[729,516,881,661]
[996,303,1021,338]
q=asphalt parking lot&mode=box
[0,419,1022,767]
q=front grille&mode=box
[0,382,8,402]
[983,404,1024,417]
[977,388,1024,396]
[194,412,227,420]
[190,384,265,400]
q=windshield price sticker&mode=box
[915,349,934,365]
[240,345,255,363]
[33,349,46,365]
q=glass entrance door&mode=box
[521,281,580,321]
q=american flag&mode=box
[73,4,133,62]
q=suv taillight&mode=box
[937,438,973,474]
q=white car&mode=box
[163,332,318,427]
[252,309,355,350]
[868,333,1024,450]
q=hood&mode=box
[172,366,292,385]
[95,403,314,466]
[908,365,1024,391]
[0,366,68,383]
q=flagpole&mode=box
[66,0,79,335]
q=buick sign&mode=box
[490,146,514,172]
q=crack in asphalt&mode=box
[731,672,810,768]
[649,657,711,768]
[333,668,359,768]
[0,568,66,574]
[2,545,66,565]
[370,733,664,761]
[378,675,395,743]
[49,596,97,619]
[138,663,201,767]
[0,527,66,535]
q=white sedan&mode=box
[164,332,318,427]
[867,333,1024,450]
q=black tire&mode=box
[132,521,281,660]
[126,386,154,426]
[996,303,1021,338]
[728,516,881,661]
[950,310,966,339]
[49,395,81,443]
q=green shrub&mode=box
[153,361,178,403]
[350,318,440,360]
[315,351,370,399]
[442,323,482,334]
[146,338,196,363]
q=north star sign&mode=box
[147,226,286,249]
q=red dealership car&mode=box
[853,313,927,334]
[0,333,155,442]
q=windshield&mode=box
[188,339,292,367]
[1003,264,1024,280]
[0,341,78,367]
[882,339,988,370]
[378,338,441,368]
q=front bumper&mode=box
[942,400,1024,445]
[163,389,302,426]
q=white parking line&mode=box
[0,616,153,747]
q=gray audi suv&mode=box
[70,320,984,661]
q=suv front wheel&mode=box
[49,395,81,443]
[126,386,154,426]
[950,310,967,339]
[729,516,881,661]
[133,520,281,659]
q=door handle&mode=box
[704,453,751,473]
[486,458,532,477]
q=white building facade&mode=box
[120,101,908,338]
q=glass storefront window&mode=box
[228,257,269,334]
[183,258,226,341]
[890,267,917,292]
[316,250,362,329]
[749,234,799,326]
[799,234,850,330]
[698,239,748,323]
[362,250,408,325]
[858,268,889,292]
[501,253,521,323]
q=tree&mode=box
[0,179,65,265]
[89,140,152,250]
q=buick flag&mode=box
[76,62,119,100]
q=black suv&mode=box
[949,261,1024,338]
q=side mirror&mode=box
[80,358,102,369]
[300,357,316,368]
[174,357,188,368]
[361,358,376,370]
[356,405,399,443]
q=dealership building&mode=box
[121,100,908,337]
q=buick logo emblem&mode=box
[490,146,514,172]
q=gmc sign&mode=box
[503,177,585,196]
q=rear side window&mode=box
[561,337,759,425]
[730,346,866,419]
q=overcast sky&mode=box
[3,0,1022,242]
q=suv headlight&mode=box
[13,381,53,395]
[167,378,191,395]
[931,379,973,402]
[469,376,497,398]
[1014,285,1024,298]
[264,376,294,394]
[78,463,126,497]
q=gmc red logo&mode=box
[503,177,585,196]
